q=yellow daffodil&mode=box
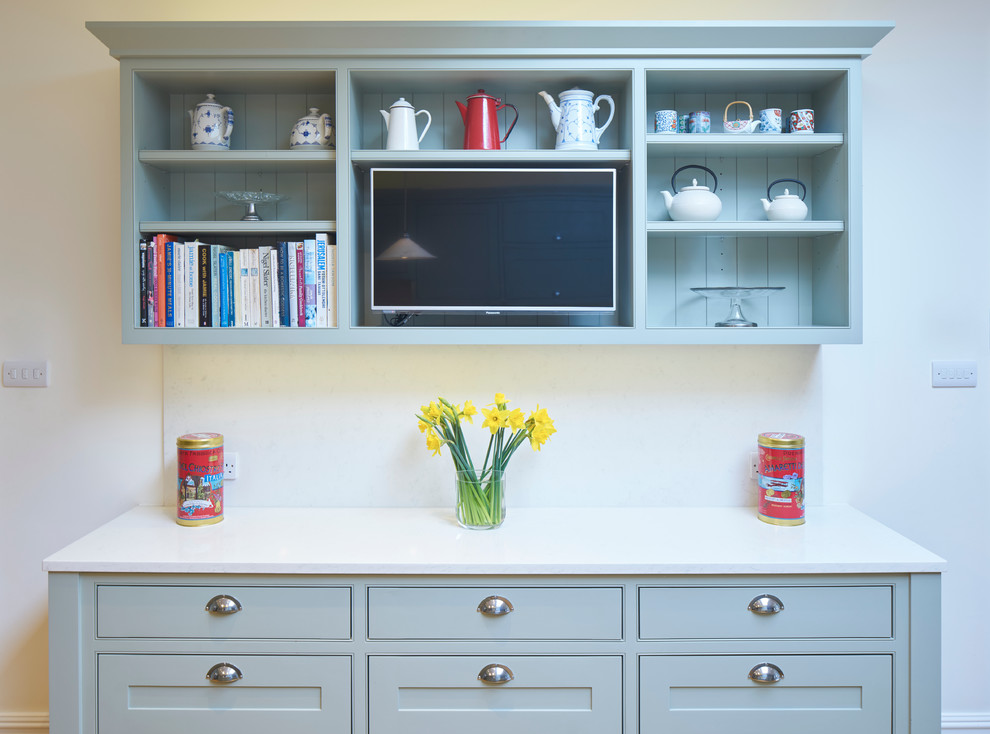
[425,427,443,456]
[415,395,557,527]
[506,408,526,431]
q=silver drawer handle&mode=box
[477,595,514,616]
[748,662,784,684]
[748,594,784,615]
[478,664,514,684]
[205,594,242,615]
[206,662,243,684]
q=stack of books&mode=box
[138,233,336,328]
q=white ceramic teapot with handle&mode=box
[538,88,615,151]
[761,178,808,221]
[380,98,432,150]
[290,107,333,149]
[188,94,233,151]
[660,165,722,221]
[723,100,761,134]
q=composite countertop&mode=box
[43,504,944,575]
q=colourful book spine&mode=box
[210,245,223,328]
[276,242,290,327]
[287,244,298,328]
[315,232,328,328]
[198,241,211,327]
[295,242,306,327]
[138,240,149,327]
[218,250,229,328]
[238,250,251,328]
[303,238,316,327]
[327,237,337,328]
[184,243,198,327]
[156,234,168,327]
[173,242,185,328]
[149,236,159,327]
[227,250,236,327]
[164,238,175,327]
[259,245,273,327]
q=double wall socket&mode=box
[3,360,50,387]
[932,361,977,388]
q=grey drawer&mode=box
[368,586,622,640]
[98,654,350,734]
[639,585,892,639]
[97,585,351,639]
[369,655,622,734]
[640,654,892,734]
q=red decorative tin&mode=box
[176,432,224,527]
[757,432,805,526]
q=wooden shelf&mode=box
[647,221,844,237]
[139,149,335,172]
[350,149,632,168]
[139,220,336,235]
[645,133,843,158]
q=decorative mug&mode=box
[655,109,677,134]
[759,108,783,134]
[687,110,711,134]
[789,108,815,134]
[678,114,689,134]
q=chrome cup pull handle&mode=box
[206,662,243,684]
[748,594,784,615]
[477,595,514,616]
[478,663,514,684]
[748,662,784,684]
[205,594,242,615]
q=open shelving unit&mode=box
[88,20,892,344]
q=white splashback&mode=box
[163,344,821,508]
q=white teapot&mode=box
[761,178,808,221]
[538,88,615,151]
[188,93,233,151]
[661,165,722,221]
[290,107,333,149]
[380,98,432,151]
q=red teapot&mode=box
[455,89,518,150]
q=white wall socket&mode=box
[224,452,239,480]
[2,360,50,387]
[932,360,977,388]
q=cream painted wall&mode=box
[1,0,986,729]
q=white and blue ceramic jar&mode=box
[290,107,334,149]
[188,94,233,151]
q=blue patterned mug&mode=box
[687,110,711,134]
[655,109,677,134]
[759,108,782,134]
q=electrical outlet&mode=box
[223,453,239,480]
[750,451,759,479]
[932,361,977,388]
[2,360,50,387]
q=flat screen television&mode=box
[370,168,616,314]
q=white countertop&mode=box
[43,504,944,575]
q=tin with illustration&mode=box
[176,432,224,526]
[757,432,805,525]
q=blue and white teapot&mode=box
[188,94,233,151]
[290,107,334,149]
[538,88,615,151]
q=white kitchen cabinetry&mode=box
[46,506,942,734]
[88,21,891,344]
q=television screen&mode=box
[370,168,616,313]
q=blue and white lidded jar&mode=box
[290,107,334,149]
[188,94,234,151]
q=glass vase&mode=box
[455,469,505,530]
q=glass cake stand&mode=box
[217,191,287,221]
[690,286,785,327]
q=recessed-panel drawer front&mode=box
[639,585,891,639]
[98,654,350,734]
[97,585,351,639]
[369,655,622,734]
[368,586,622,640]
[640,654,891,734]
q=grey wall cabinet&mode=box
[88,21,892,344]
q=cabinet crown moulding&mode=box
[86,20,894,59]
